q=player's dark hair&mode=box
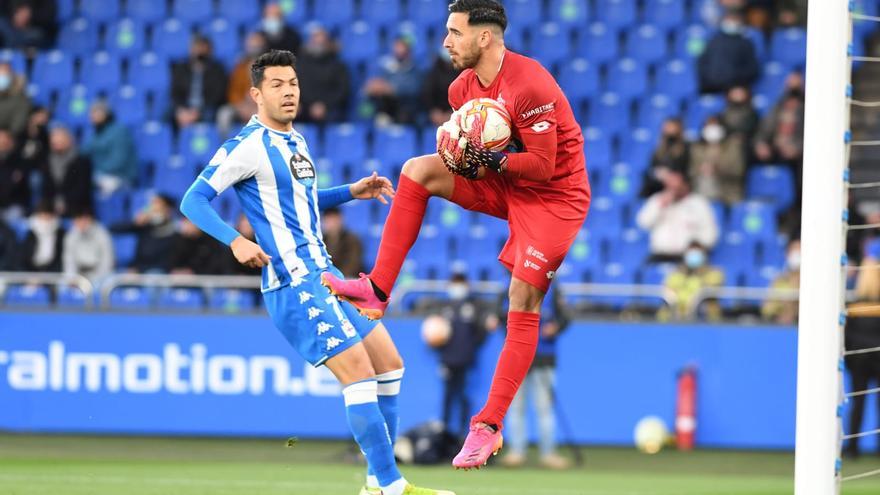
[250,49,297,88]
[448,0,507,32]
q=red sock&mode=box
[369,174,431,296]
[473,311,540,429]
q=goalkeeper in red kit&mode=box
[322,0,590,469]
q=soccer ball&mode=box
[457,98,512,151]
[633,416,669,454]
[421,315,451,348]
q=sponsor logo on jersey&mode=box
[341,320,357,338]
[290,152,316,182]
[526,245,548,263]
[530,121,552,133]
[316,322,333,335]
[523,260,542,271]
[520,102,555,120]
[326,337,343,351]
[299,291,313,304]
[308,307,323,320]
[546,270,556,280]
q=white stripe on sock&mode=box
[376,368,404,396]
[381,477,408,495]
[366,475,379,489]
[343,380,378,406]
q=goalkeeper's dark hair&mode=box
[448,0,507,32]
[250,49,297,88]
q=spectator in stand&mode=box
[0,62,30,137]
[689,115,745,205]
[698,0,746,27]
[697,10,760,94]
[112,193,178,273]
[171,35,228,128]
[259,2,301,53]
[637,167,719,262]
[364,36,423,124]
[41,125,93,217]
[20,107,50,184]
[0,216,18,270]
[761,238,801,325]
[0,0,55,51]
[296,25,350,123]
[753,72,805,166]
[219,31,267,135]
[83,100,136,196]
[720,86,759,148]
[502,284,573,470]
[0,127,31,220]
[641,118,690,198]
[21,200,63,272]
[321,207,363,278]
[63,207,114,283]
[169,218,227,275]
[659,242,724,321]
[422,49,458,127]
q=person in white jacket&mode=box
[636,167,719,263]
[63,208,114,284]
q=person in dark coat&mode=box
[21,200,63,272]
[169,218,227,275]
[41,125,93,217]
[0,127,31,218]
[422,50,458,127]
[321,207,363,278]
[697,10,760,94]
[171,35,228,128]
[112,193,178,273]
[259,2,301,54]
[0,216,19,270]
[296,25,350,123]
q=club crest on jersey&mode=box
[290,152,315,183]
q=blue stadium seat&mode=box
[710,230,757,273]
[339,21,382,66]
[584,195,624,239]
[583,126,614,172]
[313,0,355,30]
[154,154,196,198]
[363,0,402,29]
[158,288,206,311]
[32,50,75,92]
[218,0,262,27]
[503,25,527,54]
[0,49,26,74]
[105,18,147,59]
[654,58,697,100]
[635,94,679,133]
[295,123,322,157]
[218,193,243,223]
[373,125,418,166]
[607,58,648,99]
[743,27,767,62]
[729,201,778,241]
[210,289,257,313]
[606,228,650,264]
[325,123,369,165]
[128,52,171,94]
[640,262,677,285]
[771,27,807,68]
[754,61,788,100]
[599,162,642,201]
[592,262,637,309]
[685,94,725,132]
[55,85,96,128]
[408,0,448,29]
[590,92,630,135]
[111,85,148,127]
[110,287,152,309]
[574,22,619,65]
[5,285,52,307]
[80,51,123,94]
[95,189,130,226]
[136,120,172,163]
[113,233,138,268]
[625,24,667,64]
[559,58,599,106]
[57,0,76,21]
[57,17,99,57]
[204,19,241,70]
[126,0,168,23]
[746,165,795,214]
[531,22,571,70]
[644,0,685,31]
[710,200,726,229]
[505,0,544,26]
[745,265,783,288]
[561,229,602,278]
[596,0,637,29]
[173,0,214,25]
[152,18,194,62]
[757,235,787,268]
[673,23,709,59]
[619,127,656,171]
[58,286,88,308]
[179,124,221,166]
[548,0,590,26]
[389,21,433,67]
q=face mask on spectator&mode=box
[263,18,283,36]
[0,74,10,91]
[684,249,706,269]
[787,251,801,270]
[720,20,742,35]
[702,124,725,144]
[447,283,469,301]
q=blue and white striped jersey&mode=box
[198,116,330,292]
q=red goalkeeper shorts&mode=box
[450,169,590,292]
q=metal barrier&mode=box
[0,271,95,308]
[98,273,261,310]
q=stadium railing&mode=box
[0,271,95,308]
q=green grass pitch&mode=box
[0,434,878,494]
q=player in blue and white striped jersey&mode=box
[179,50,454,495]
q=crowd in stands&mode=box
[0,0,867,321]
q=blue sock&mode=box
[367,368,405,488]
[343,379,403,489]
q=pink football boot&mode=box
[321,272,388,320]
[452,423,504,470]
